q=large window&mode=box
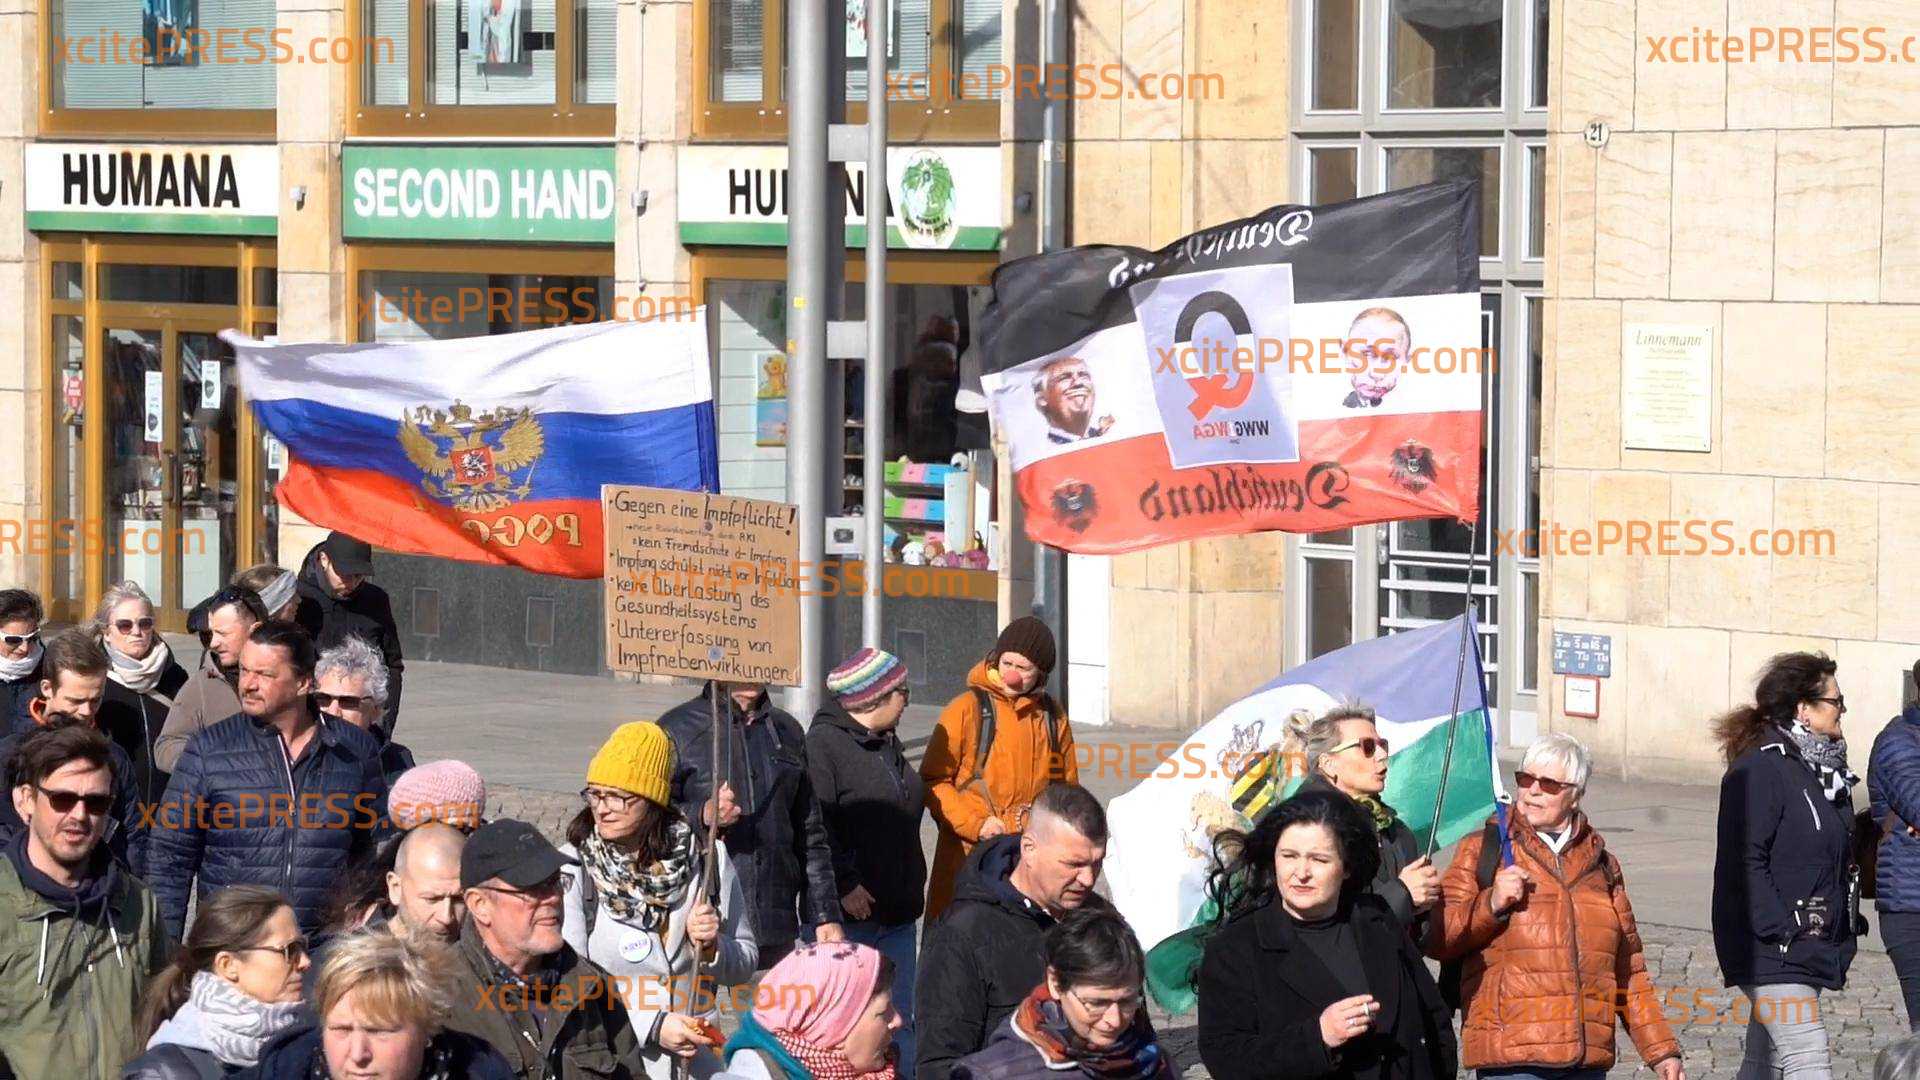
[352,0,613,135]
[694,251,1000,569]
[1289,0,1545,737]
[44,0,276,134]
[38,238,277,626]
[697,0,1000,139]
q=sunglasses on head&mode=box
[313,692,368,711]
[38,785,112,816]
[1329,735,1390,758]
[1,631,39,648]
[1514,771,1576,796]
[112,618,156,634]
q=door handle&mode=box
[161,450,181,504]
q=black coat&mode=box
[293,546,404,732]
[0,664,39,735]
[805,700,927,927]
[1298,776,1424,931]
[99,660,192,806]
[146,712,389,941]
[916,835,1108,1080]
[122,1043,241,1079]
[1196,895,1457,1080]
[658,685,840,961]
[1712,733,1860,990]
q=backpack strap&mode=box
[1473,818,1502,889]
[969,688,997,789]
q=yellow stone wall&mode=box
[1541,0,1920,781]
[1070,0,1293,729]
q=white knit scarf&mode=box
[107,638,173,695]
[0,640,42,682]
[186,970,306,1068]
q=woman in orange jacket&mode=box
[920,616,1078,919]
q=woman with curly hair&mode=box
[1194,788,1455,1080]
[1711,651,1862,1078]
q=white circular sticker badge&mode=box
[619,929,653,963]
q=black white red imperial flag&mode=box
[976,180,1484,554]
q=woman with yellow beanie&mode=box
[562,721,759,1080]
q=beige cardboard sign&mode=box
[602,485,802,685]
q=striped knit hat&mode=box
[827,647,908,711]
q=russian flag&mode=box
[225,315,719,579]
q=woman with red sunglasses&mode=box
[1429,733,1683,1080]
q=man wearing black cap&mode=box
[295,531,405,733]
[446,818,644,1080]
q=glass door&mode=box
[99,321,239,625]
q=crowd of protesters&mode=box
[8,541,1920,1079]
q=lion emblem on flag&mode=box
[398,401,546,513]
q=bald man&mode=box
[386,822,467,942]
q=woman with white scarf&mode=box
[561,721,758,1080]
[0,589,44,734]
[124,885,311,1079]
[94,581,189,809]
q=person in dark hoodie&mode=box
[294,532,404,734]
[0,721,170,1080]
[1711,651,1861,1077]
[93,581,190,808]
[809,648,926,1078]
[0,589,44,733]
[659,680,844,966]
[916,782,1108,1080]
[1870,658,1920,1029]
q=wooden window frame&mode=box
[37,2,276,136]
[347,0,614,137]
[692,0,998,142]
[37,236,278,627]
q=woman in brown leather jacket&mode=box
[1429,733,1684,1080]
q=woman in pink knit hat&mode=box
[720,941,903,1080]
[388,760,488,832]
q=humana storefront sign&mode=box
[25,143,278,235]
[342,145,615,244]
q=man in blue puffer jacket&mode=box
[1870,659,1920,1030]
[146,621,388,941]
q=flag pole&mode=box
[1424,343,1497,858]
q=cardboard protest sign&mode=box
[602,485,801,686]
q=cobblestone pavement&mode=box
[489,782,1911,1077]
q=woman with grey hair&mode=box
[1285,704,1438,932]
[1430,732,1684,1080]
[94,579,189,808]
[315,636,415,785]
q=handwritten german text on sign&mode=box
[602,485,801,686]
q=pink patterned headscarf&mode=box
[755,941,886,1048]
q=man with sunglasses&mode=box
[0,721,170,1080]
[314,636,416,785]
[0,631,147,872]
[0,589,44,734]
[148,620,389,942]
[446,818,645,1079]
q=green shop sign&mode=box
[342,145,615,244]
